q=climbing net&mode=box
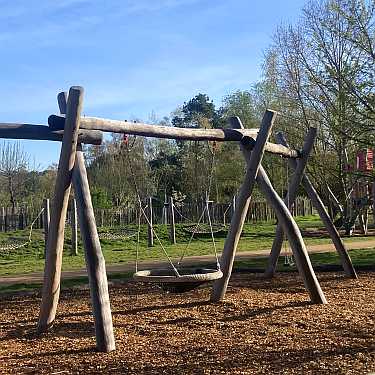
[0,207,45,254]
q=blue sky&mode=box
[0,0,306,168]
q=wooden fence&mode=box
[0,206,45,232]
[92,196,314,228]
[0,196,314,232]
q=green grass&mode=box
[0,271,134,294]
[234,248,375,270]
[0,215,374,277]
[0,249,373,294]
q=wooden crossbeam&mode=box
[48,114,300,158]
[0,123,102,144]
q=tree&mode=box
[171,94,224,203]
[220,90,258,128]
[87,135,150,207]
[172,93,223,129]
[262,0,375,222]
[0,142,29,213]
[148,139,182,197]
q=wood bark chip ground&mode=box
[0,272,374,374]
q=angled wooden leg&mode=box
[72,147,116,352]
[271,133,357,279]
[255,165,327,304]
[264,127,317,278]
[38,87,83,332]
[70,198,78,256]
[210,111,277,302]
[58,90,115,352]
[234,120,326,304]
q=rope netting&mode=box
[98,229,138,241]
[0,207,44,253]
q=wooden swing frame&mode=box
[0,86,357,353]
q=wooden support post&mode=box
[169,196,176,244]
[211,111,277,302]
[147,196,154,247]
[264,127,317,278]
[255,165,327,304]
[58,89,115,352]
[71,198,78,256]
[72,147,116,352]
[358,203,368,235]
[4,207,8,232]
[232,195,236,219]
[162,192,168,225]
[326,183,344,217]
[37,87,84,332]
[57,92,68,115]
[43,198,50,258]
[1,207,5,232]
[59,92,79,258]
[269,133,357,279]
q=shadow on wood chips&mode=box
[0,271,374,374]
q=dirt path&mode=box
[1,239,374,286]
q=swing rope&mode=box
[205,193,220,269]
[282,158,294,267]
[178,204,207,265]
[123,137,180,277]
[129,137,223,289]
[134,204,142,273]
[178,141,220,269]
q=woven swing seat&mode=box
[133,267,223,293]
